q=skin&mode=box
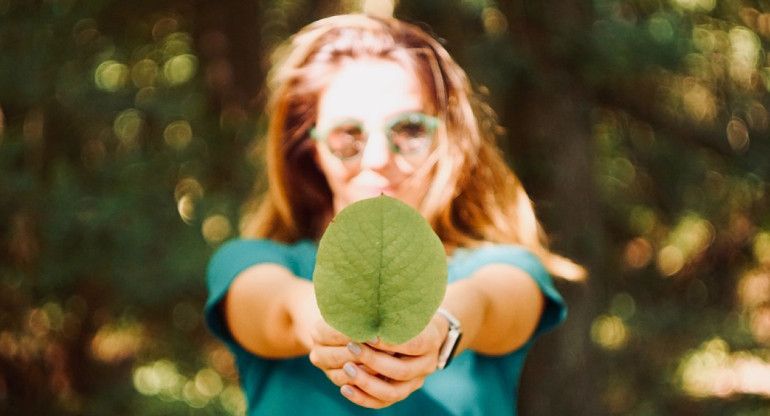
[313,58,433,213]
[222,58,546,409]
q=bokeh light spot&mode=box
[682,79,716,121]
[133,360,185,398]
[753,232,770,265]
[678,338,770,398]
[131,59,159,88]
[658,214,715,276]
[672,0,716,12]
[95,60,129,92]
[91,321,144,363]
[750,305,770,344]
[113,109,145,149]
[648,16,674,43]
[182,380,209,408]
[482,7,508,36]
[738,270,770,309]
[726,117,750,152]
[164,120,193,150]
[202,215,232,244]
[194,368,223,398]
[174,178,203,224]
[624,237,653,268]
[163,54,197,86]
[174,177,204,201]
[610,293,637,320]
[591,315,628,350]
[629,206,657,236]
[657,245,684,276]
[219,385,246,415]
[73,18,100,46]
[152,17,180,42]
[728,26,761,87]
[177,195,196,224]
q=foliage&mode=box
[0,0,768,415]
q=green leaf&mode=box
[313,195,448,344]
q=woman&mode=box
[205,14,584,415]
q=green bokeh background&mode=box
[1,0,769,415]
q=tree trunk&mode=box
[495,1,606,414]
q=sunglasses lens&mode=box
[388,114,435,154]
[327,124,366,159]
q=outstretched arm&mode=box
[443,263,545,356]
[222,263,321,358]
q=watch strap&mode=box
[436,308,462,370]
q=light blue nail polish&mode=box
[341,385,355,398]
[343,362,358,378]
[347,341,362,355]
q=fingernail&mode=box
[343,362,358,378]
[347,342,362,355]
[368,336,379,345]
[341,385,355,398]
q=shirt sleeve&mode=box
[203,238,295,345]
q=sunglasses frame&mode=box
[310,111,439,161]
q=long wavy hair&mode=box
[241,14,584,280]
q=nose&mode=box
[358,131,391,170]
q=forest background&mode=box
[1,0,769,415]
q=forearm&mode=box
[222,263,320,358]
[441,264,545,356]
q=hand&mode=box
[308,314,448,409]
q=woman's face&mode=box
[314,58,435,214]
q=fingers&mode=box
[308,344,353,373]
[308,319,358,387]
[308,315,447,409]
[348,341,435,382]
[338,363,426,409]
[310,319,350,346]
[315,341,432,408]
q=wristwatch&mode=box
[436,308,462,370]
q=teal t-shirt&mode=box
[205,239,566,416]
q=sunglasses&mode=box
[310,112,439,161]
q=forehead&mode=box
[316,58,425,124]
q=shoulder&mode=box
[209,238,317,264]
[207,238,318,282]
[211,238,316,257]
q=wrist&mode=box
[286,280,319,351]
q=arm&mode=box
[442,263,545,356]
[222,263,322,358]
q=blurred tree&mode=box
[0,0,768,415]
